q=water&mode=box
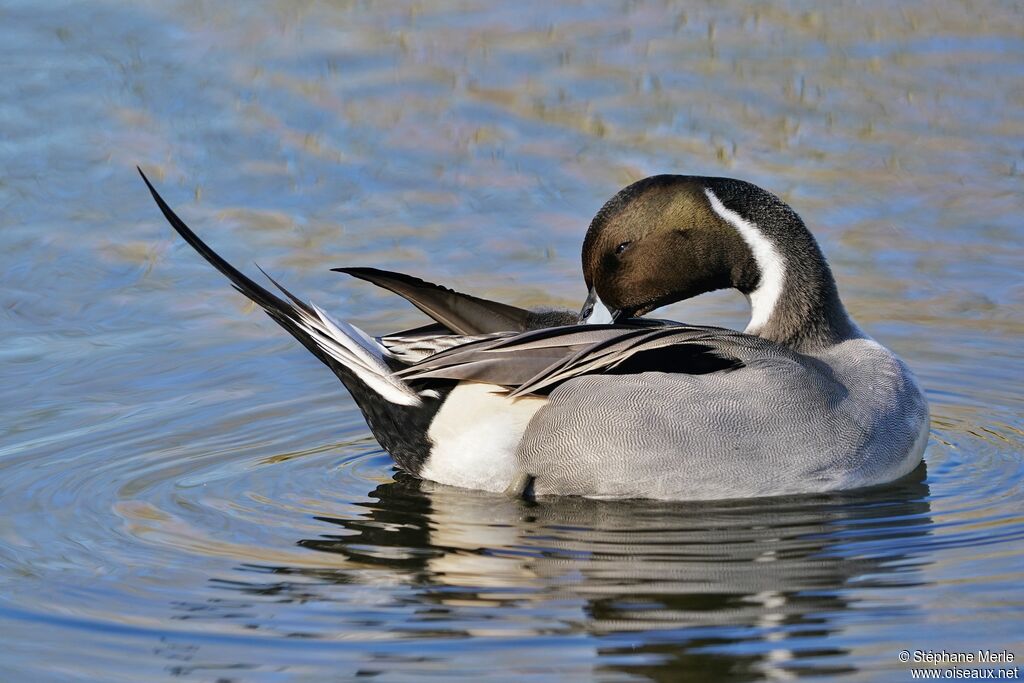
[2,1,1023,680]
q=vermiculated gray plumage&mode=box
[143,170,929,501]
[515,335,928,499]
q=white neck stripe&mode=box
[704,187,786,335]
[584,296,615,324]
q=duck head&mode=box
[578,175,857,350]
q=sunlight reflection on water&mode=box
[1,1,1022,680]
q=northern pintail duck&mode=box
[140,170,929,500]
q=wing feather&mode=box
[333,267,550,335]
[396,323,766,397]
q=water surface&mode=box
[2,1,1023,681]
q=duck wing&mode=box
[372,314,674,364]
[378,327,505,364]
[397,324,773,395]
[334,267,576,335]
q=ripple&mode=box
[3,390,1023,680]
[3,0,1024,680]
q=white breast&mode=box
[420,383,547,492]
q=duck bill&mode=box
[578,286,623,324]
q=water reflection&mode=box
[3,0,1023,679]
[190,468,932,679]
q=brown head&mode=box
[580,175,758,319]
[578,174,855,350]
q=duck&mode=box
[139,169,929,500]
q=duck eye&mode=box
[615,241,632,255]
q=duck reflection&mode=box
[210,465,932,680]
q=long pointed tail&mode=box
[137,168,421,408]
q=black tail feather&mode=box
[138,168,359,383]
[137,168,302,322]
[137,168,447,473]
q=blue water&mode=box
[2,2,1022,680]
